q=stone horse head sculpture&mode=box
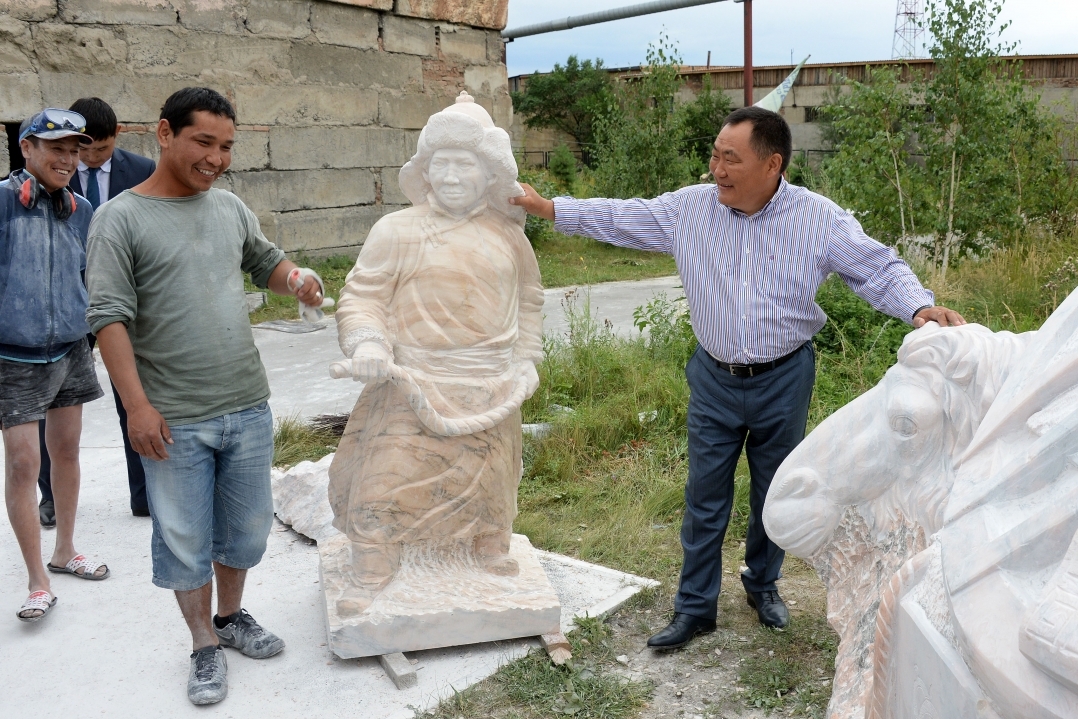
[763,322,1029,719]
[766,323,1028,557]
[766,286,1078,719]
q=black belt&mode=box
[710,344,804,378]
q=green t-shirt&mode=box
[86,189,285,425]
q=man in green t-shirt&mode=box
[86,88,324,706]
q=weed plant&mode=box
[272,414,338,468]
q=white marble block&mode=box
[271,454,337,542]
[320,532,561,659]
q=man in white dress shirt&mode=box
[511,107,965,648]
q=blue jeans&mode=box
[141,402,275,591]
[675,343,815,620]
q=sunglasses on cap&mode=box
[19,109,92,144]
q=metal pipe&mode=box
[501,0,730,41]
[743,0,753,106]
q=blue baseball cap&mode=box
[19,108,93,144]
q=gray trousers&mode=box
[674,342,815,620]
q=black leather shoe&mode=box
[746,589,789,629]
[132,507,151,517]
[39,498,56,528]
[646,612,716,650]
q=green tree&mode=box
[818,0,1077,272]
[510,56,615,149]
[819,66,923,248]
[548,143,578,192]
[676,74,734,173]
[919,0,1024,270]
[592,34,697,198]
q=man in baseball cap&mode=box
[0,107,109,624]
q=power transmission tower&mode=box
[892,0,925,59]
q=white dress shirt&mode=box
[77,157,111,204]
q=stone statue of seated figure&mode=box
[326,92,543,617]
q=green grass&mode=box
[510,293,839,717]
[532,232,678,288]
[418,617,650,719]
[272,415,338,468]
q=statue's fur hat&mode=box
[398,91,525,224]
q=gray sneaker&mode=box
[214,609,285,659]
[188,645,227,705]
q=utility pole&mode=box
[742,0,753,107]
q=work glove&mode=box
[286,267,335,323]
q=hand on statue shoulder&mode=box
[509,183,556,222]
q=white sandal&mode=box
[47,554,110,580]
[17,590,57,622]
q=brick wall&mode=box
[0,0,512,256]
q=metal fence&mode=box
[516,148,593,169]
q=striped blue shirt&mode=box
[553,179,934,365]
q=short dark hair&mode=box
[68,97,118,141]
[18,116,33,144]
[18,117,42,148]
[159,87,236,136]
[721,107,793,173]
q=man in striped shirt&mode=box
[510,107,964,648]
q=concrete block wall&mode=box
[0,0,512,256]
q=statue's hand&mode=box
[348,342,393,383]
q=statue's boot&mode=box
[336,541,401,616]
[474,530,519,577]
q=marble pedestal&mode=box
[320,533,562,659]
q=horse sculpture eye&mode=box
[890,415,917,438]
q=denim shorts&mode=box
[0,339,103,429]
[141,402,275,591]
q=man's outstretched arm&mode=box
[826,211,966,329]
[511,183,678,254]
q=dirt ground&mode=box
[602,547,835,719]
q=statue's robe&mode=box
[328,199,543,546]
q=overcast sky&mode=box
[504,0,1078,77]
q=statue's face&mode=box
[425,148,493,216]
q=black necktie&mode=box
[86,167,101,209]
